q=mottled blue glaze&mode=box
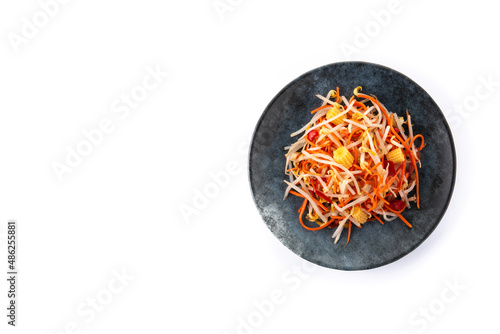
[249,62,456,270]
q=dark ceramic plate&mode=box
[249,62,456,270]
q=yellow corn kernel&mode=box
[351,206,369,224]
[386,147,405,164]
[326,103,346,125]
[333,146,354,169]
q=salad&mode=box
[284,86,425,245]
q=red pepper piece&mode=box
[313,189,332,203]
[307,129,319,142]
[389,199,405,211]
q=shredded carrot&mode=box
[390,126,420,208]
[310,105,329,114]
[289,190,305,199]
[385,205,412,228]
[409,134,425,151]
[300,216,345,231]
[356,93,391,121]
[373,214,385,225]
[346,222,352,246]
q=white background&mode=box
[0,0,497,333]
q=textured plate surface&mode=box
[249,61,456,270]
